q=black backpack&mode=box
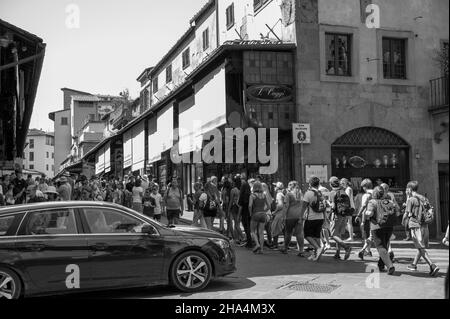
[414,196,435,225]
[203,193,218,213]
[373,199,397,227]
[310,189,326,214]
[334,189,354,216]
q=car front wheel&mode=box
[0,267,22,300]
[170,251,212,293]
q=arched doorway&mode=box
[331,127,410,192]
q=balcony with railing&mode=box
[430,76,449,113]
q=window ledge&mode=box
[227,22,235,31]
[321,74,359,84]
[378,78,415,86]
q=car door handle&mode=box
[24,243,46,252]
[91,243,109,251]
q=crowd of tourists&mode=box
[188,173,446,278]
[1,169,448,278]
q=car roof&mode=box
[0,201,125,216]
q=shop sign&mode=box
[223,39,283,46]
[293,123,311,144]
[247,85,293,103]
[306,165,328,183]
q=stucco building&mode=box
[22,129,55,178]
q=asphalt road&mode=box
[52,239,448,300]
[41,211,448,299]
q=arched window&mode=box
[331,127,410,191]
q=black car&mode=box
[0,201,236,299]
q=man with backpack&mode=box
[404,181,439,277]
[300,176,326,261]
[356,179,375,260]
[365,186,397,275]
[329,177,353,261]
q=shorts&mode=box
[411,225,430,249]
[167,209,181,221]
[373,227,393,250]
[331,216,347,238]
[304,219,324,239]
[251,212,268,223]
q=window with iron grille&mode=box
[383,38,407,79]
[325,33,352,76]
[166,64,172,84]
[182,48,190,70]
[29,152,34,162]
[29,165,34,170]
[153,76,159,93]
[226,3,235,30]
[203,28,209,51]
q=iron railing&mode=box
[430,76,449,111]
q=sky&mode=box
[0,0,209,132]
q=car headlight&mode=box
[209,238,231,250]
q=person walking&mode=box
[329,177,353,261]
[319,185,332,252]
[270,182,286,250]
[365,186,397,275]
[229,176,244,244]
[300,176,326,261]
[163,177,184,226]
[402,187,413,241]
[151,184,163,222]
[249,181,271,254]
[238,173,253,248]
[220,177,232,237]
[340,178,356,241]
[142,187,155,218]
[192,182,207,228]
[356,179,375,260]
[405,181,440,277]
[44,186,59,202]
[280,181,305,257]
[132,179,144,213]
[381,183,401,262]
[202,182,220,230]
[256,175,274,248]
[211,176,225,234]
[57,177,72,201]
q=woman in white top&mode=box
[340,178,356,241]
[132,179,144,213]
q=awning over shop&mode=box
[132,121,145,172]
[104,142,111,173]
[148,116,161,164]
[95,146,105,176]
[178,64,227,154]
[123,130,132,169]
[148,104,174,163]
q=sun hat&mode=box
[45,186,58,195]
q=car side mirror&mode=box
[142,225,157,236]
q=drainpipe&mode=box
[215,0,220,47]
